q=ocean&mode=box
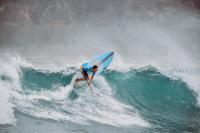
[0,61,200,132]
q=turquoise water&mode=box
[1,66,199,133]
[105,68,200,132]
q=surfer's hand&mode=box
[79,66,83,72]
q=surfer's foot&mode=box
[75,79,79,83]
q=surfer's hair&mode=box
[93,65,98,69]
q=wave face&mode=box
[1,60,200,132]
[105,68,200,132]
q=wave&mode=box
[16,67,150,127]
[0,57,149,127]
[0,56,200,132]
[104,67,200,130]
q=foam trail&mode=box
[65,76,150,127]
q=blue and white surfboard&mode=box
[88,51,114,75]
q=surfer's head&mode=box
[92,65,98,72]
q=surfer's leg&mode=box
[75,71,89,83]
[82,71,89,80]
[75,77,86,83]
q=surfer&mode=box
[75,63,98,84]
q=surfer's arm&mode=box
[89,72,96,84]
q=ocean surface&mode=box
[0,60,200,132]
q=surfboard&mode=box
[88,51,114,75]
